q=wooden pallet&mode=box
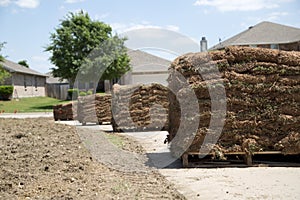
[182,151,286,168]
[80,120,111,126]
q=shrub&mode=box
[67,89,79,100]
[86,90,93,95]
[0,85,13,100]
[79,91,87,96]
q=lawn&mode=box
[0,97,70,113]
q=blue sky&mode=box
[0,0,299,73]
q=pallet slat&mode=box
[182,151,297,168]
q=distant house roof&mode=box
[127,49,171,72]
[210,21,300,50]
[46,72,69,84]
[1,59,47,77]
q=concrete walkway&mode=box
[56,121,178,169]
[0,112,53,118]
[120,131,181,169]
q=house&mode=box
[0,59,47,98]
[46,72,69,100]
[103,49,171,91]
[119,49,171,86]
[45,49,171,94]
[210,21,300,51]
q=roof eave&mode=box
[11,71,47,77]
[209,39,300,50]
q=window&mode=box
[270,44,279,49]
[34,76,38,88]
[35,76,38,91]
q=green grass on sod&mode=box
[0,97,70,113]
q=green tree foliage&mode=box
[0,42,11,84]
[18,60,29,68]
[0,43,4,63]
[46,11,130,86]
[79,35,130,82]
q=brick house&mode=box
[1,59,47,98]
[210,21,300,51]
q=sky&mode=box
[0,0,299,73]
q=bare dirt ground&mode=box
[0,118,185,200]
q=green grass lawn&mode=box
[0,97,70,113]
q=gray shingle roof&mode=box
[46,72,69,84]
[210,21,300,50]
[127,49,171,72]
[1,59,47,77]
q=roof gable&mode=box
[210,21,300,50]
[46,72,68,84]
[127,49,171,72]
[1,59,47,77]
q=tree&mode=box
[45,11,130,86]
[0,42,11,84]
[79,35,130,82]
[18,60,29,68]
[0,42,4,62]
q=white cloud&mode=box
[11,8,19,14]
[265,11,289,21]
[0,0,40,8]
[166,25,180,32]
[110,23,199,57]
[121,27,199,57]
[15,0,39,9]
[203,9,210,14]
[94,13,110,21]
[242,11,290,27]
[0,0,11,6]
[65,0,86,3]
[194,0,293,12]
[59,5,65,10]
[31,54,53,73]
[111,22,180,34]
[32,55,48,62]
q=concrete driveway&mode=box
[160,167,300,200]
[120,131,300,200]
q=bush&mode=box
[79,91,87,96]
[67,89,79,100]
[86,90,93,95]
[0,85,13,100]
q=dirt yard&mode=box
[0,118,185,199]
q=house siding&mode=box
[231,42,300,51]
[12,73,46,98]
[131,72,168,86]
[255,42,300,51]
[279,41,300,51]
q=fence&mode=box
[46,83,69,100]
